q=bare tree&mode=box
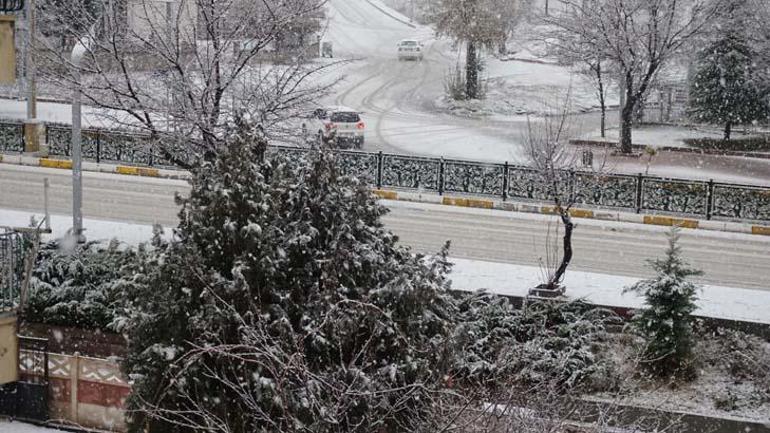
[522,95,610,295]
[539,10,613,138]
[545,0,722,153]
[37,0,335,167]
[523,110,575,295]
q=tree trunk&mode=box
[620,94,635,153]
[596,62,606,138]
[724,121,732,141]
[548,211,573,289]
[466,41,478,100]
[600,104,606,139]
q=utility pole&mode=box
[25,0,35,120]
[23,0,42,153]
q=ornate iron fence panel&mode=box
[0,122,24,152]
[711,184,770,222]
[507,167,572,202]
[0,229,25,311]
[99,131,146,164]
[641,178,708,216]
[573,172,638,209]
[334,150,378,184]
[381,154,440,191]
[443,159,504,196]
[47,126,71,156]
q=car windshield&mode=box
[330,112,360,123]
[401,40,418,46]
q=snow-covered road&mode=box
[2,164,768,291]
[321,0,606,163]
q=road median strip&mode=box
[373,189,398,200]
[39,158,73,169]
[442,197,494,209]
[116,165,160,177]
[751,225,770,236]
[643,215,699,229]
[540,206,595,219]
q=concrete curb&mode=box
[570,138,770,160]
[363,0,417,28]
[0,153,190,180]
[2,153,767,237]
[372,189,770,237]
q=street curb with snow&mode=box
[0,153,189,180]
[372,189,770,237]
[570,138,770,160]
[2,152,769,237]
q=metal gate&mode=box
[0,336,49,420]
[0,228,48,420]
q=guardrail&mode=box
[2,120,769,223]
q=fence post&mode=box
[70,352,80,424]
[96,131,101,164]
[636,173,644,214]
[376,151,383,189]
[502,161,509,201]
[438,157,444,195]
[706,179,715,220]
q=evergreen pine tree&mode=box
[625,227,702,377]
[688,2,770,140]
[116,120,458,433]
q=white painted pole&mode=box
[71,40,88,243]
[43,177,50,231]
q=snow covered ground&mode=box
[3,207,768,325]
[0,421,63,433]
[582,125,739,148]
[450,258,770,325]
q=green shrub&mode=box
[25,238,146,331]
[683,135,770,152]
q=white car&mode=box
[397,39,424,61]
[306,106,365,149]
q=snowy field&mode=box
[3,207,768,325]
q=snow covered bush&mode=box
[451,293,615,391]
[25,239,145,331]
[624,227,702,377]
[706,328,770,405]
[116,124,458,433]
[497,300,613,389]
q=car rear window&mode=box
[330,112,360,123]
[401,40,418,46]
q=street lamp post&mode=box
[70,39,89,243]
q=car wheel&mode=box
[317,131,325,145]
[357,137,364,149]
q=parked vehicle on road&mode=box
[305,106,365,149]
[397,39,423,61]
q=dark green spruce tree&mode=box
[689,7,770,140]
[115,119,457,433]
[625,228,702,377]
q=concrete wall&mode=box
[0,16,16,85]
[0,314,18,385]
[21,350,129,432]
